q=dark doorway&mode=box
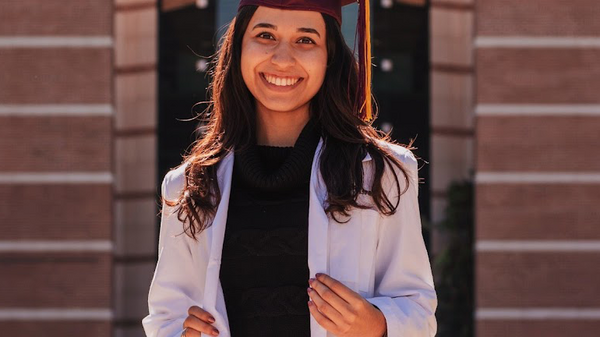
[157,1,216,179]
[371,2,431,226]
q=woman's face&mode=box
[240,6,328,115]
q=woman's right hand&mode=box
[182,306,219,337]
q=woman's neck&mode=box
[255,103,310,147]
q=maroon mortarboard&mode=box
[238,0,374,122]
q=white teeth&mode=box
[264,73,300,87]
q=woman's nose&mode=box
[270,42,296,69]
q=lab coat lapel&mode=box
[308,138,329,337]
[202,151,235,337]
[308,145,372,337]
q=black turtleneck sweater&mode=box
[219,120,321,336]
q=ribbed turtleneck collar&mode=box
[233,118,321,192]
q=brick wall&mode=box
[0,0,114,335]
[474,0,600,336]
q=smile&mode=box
[261,73,303,87]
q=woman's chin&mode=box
[256,100,310,115]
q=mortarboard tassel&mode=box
[356,0,373,123]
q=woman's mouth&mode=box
[260,73,304,91]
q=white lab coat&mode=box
[142,138,437,337]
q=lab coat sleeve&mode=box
[365,148,438,337]
[142,169,203,337]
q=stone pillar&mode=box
[114,0,159,336]
[429,0,475,253]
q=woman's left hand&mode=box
[307,273,387,337]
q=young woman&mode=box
[142,1,437,337]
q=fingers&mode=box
[183,327,216,337]
[307,300,338,333]
[314,273,362,306]
[188,306,216,323]
[184,306,219,336]
[181,327,200,337]
[308,277,354,319]
[307,286,346,325]
[183,316,220,336]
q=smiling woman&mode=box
[143,1,437,337]
[241,6,328,146]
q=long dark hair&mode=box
[165,5,414,240]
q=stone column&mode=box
[429,0,475,253]
[114,0,159,336]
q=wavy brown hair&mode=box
[165,5,415,240]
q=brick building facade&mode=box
[0,0,597,336]
[472,0,600,336]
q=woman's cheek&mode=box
[241,47,261,86]
[310,50,327,81]
[309,59,327,89]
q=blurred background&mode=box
[0,0,598,336]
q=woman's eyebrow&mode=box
[252,23,276,30]
[297,27,321,38]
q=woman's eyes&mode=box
[257,32,275,40]
[297,37,315,45]
[256,32,315,45]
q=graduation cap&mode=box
[238,0,374,122]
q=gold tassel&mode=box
[363,0,372,122]
[357,0,373,122]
